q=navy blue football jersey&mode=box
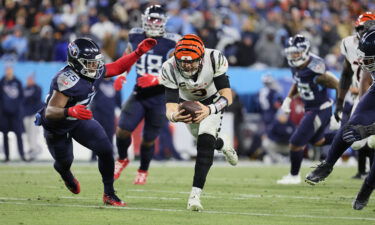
[128,27,180,98]
[40,65,105,134]
[291,54,330,111]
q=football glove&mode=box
[334,99,343,122]
[67,105,93,120]
[135,38,157,56]
[280,97,292,114]
[113,76,126,91]
[137,74,159,88]
[342,123,375,143]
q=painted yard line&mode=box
[127,189,360,201]
[60,195,181,200]
[0,200,374,222]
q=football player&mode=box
[308,28,375,210]
[36,37,156,206]
[333,12,375,179]
[112,5,181,185]
[141,34,238,211]
[277,34,339,185]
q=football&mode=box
[179,101,202,118]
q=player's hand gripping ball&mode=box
[179,101,202,119]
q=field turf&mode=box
[0,162,374,225]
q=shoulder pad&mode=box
[208,49,228,76]
[57,68,80,92]
[164,33,181,43]
[129,27,145,35]
[308,54,326,74]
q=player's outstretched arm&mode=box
[335,59,353,121]
[45,90,92,120]
[105,38,157,77]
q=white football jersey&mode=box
[340,35,362,89]
[160,48,228,101]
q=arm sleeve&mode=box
[105,51,141,77]
[213,74,230,91]
[165,87,179,103]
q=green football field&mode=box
[0,162,374,225]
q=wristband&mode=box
[211,96,228,114]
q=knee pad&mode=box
[197,133,216,150]
[196,134,215,166]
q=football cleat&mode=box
[114,158,130,180]
[218,135,238,166]
[64,177,80,194]
[352,181,373,210]
[276,173,301,185]
[305,161,333,185]
[133,169,148,185]
[103,193,127,207]
[352,172,368,180]
[187,187,203,212]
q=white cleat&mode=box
[187,187,203,212]
[219,135,238,166]
[277,173,301,184]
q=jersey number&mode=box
[191,89,207,97]
[136,54,163,75]
[297,83,315,100]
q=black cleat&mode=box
[305,161,333,185]
[103,192,126,207]
[352,181,373,210]
[351,172,368,180]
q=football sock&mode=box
[97,150,115,194]
[326,128,352,165]
[365,159,375,188]
[3,132,9,160]
[290,150,304,176]
[358,146,368,174]
[116,136,131,160]
[54,161,74,182]
[15,132,25,160]
[139,143,155,171]
[193,134,215,189]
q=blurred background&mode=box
[0,0,374,162]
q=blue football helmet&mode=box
[142,5,167,37]
[358,29,375,73]
[67,37,104,79]
[284,34,311,67]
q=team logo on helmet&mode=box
[174,34,205,78]
[68,42,79,58]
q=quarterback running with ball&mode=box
[139,34,238,211]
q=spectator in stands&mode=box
[262,111,295,163]
[28,25,54,61]
[235,32,256,67]
[258,74,283,129]
[23,74,43,159]
[0,66,26,162]
[254,27,284,67]
[1,26,28,61]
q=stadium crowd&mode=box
[0,0,374,71]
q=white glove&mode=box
[281,97,292,114]
[329,114,341,131]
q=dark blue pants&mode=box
[44,119,115,193]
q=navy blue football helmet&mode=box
[142,5,167,37]
[284,34,311,67]
[67,37,104,79]
[358,29,375,73]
